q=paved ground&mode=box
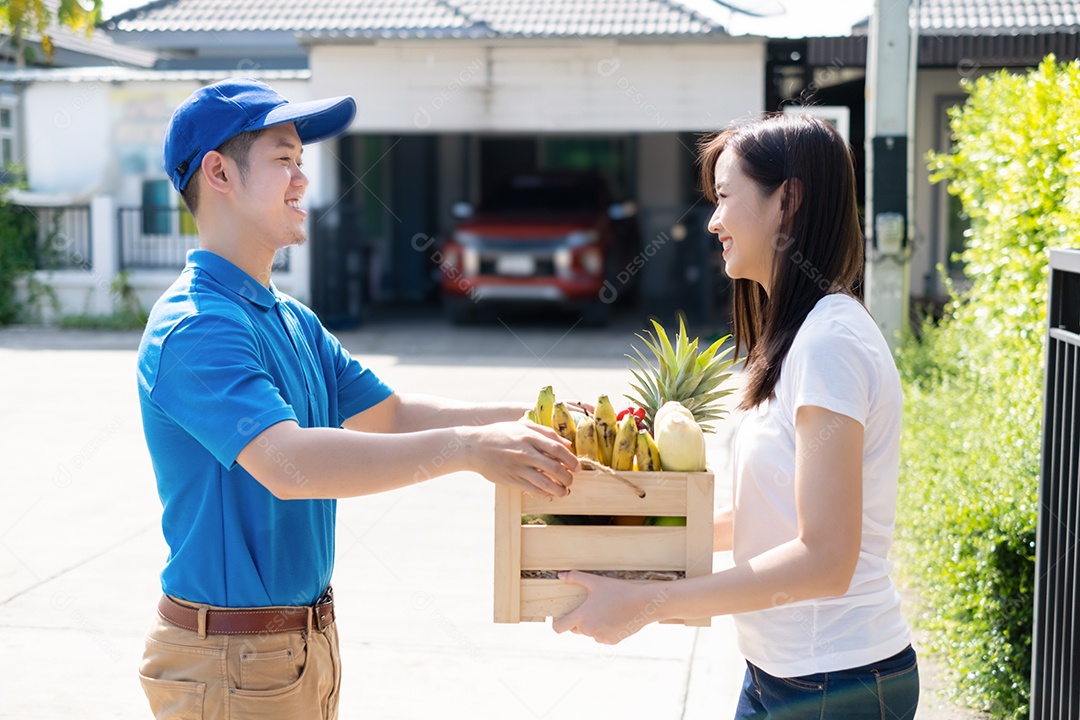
[0,315,980,719]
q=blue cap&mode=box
[163,77,356,192]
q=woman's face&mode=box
[707,150,785,295]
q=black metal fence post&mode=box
[1032,247,1080,720]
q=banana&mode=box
[535,385,555,428]
[521,408,539,423]
[575,417,601,461]
[610,414,638,471]
[635,430,663,471]
[594,395,618,466]
[551,402,577,452]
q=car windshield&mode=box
[481,176,602,214]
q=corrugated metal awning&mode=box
[808,31,1080,68]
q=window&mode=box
[141,179,198,236]
[141,179,172,235]
[0,99,18,170]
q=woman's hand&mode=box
[551,571,668,644]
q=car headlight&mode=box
[555,249,572,275]
[442,246,461,271]
[578,247,604,276]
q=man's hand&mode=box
[564,399,595,416]
[462,421,580,497]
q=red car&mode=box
[438,171,640,324]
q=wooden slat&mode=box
[519,579,588,622]
[680,472,715,627]
[520,470,707,516]
[519,578,696,626]
[520,525,685,571]
[493,485,522,623]
[684,473,715,580]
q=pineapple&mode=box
[626,316,737,434]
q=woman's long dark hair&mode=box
[698,114,864,410]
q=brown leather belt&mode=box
[157,588,335,635]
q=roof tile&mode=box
[106,0,725,37]
[919,0,1080,33]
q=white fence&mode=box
[20,196,308,321]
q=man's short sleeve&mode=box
[317,322,394,424]
[143,312,297,468]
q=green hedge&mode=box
[897,56,1080,717]
[0,193,40,324]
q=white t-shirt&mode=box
[731,293,910,677]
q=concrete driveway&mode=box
[0,316,746,720]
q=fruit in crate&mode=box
[593,395,618,465]
[575,416,601,461]
[617,406,647,431]
[644,515,686,526]
[523,319,734,478]
[551,402,577,451]
[501,352,725,621]
[654,408,707,472]
[635,429,662,472]
[610,414,639,471]
[654,400,696,431]
[534,385,555,427]
[627,316,736,434]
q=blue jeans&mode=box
[734,645,919,720]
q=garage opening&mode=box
[311,131,725,329]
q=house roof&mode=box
[809,0,1080,68]
[0,67,310,83]
[844,0,1080,37]
[0,0,158,68]
[24,22,160,67]
[919,0,1080,35]
[103,0,726,39]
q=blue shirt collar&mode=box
[187,249,278,310]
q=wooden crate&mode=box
[494,470,714,626]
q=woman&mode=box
[553,114,919,719]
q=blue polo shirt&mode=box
[137,249,393,607]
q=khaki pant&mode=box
[138,598,341,720]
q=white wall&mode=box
[23,81,115,196]
[18,77,316,317]
[310,40,765,133]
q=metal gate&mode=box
[1032,247,1080,719]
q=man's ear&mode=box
[199,151,232,194]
